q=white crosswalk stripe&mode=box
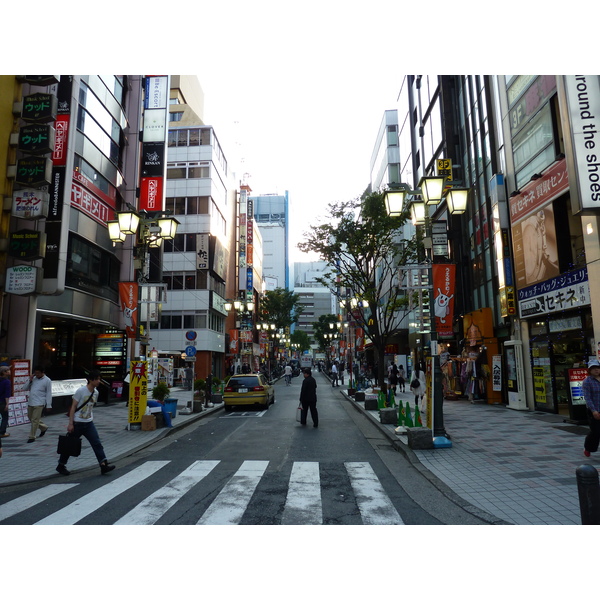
[281,461,322,525]
[35,461,170,525]
[1,460,406,525]
[0,484,79,523]
[197,460,268,525]
[345,462,405,525]
[115,460,220,525]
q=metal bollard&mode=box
[576,464,600,525]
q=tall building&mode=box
[251,192,289,290]
[148,76,236,382]
[293,261,335,343]
[1,76,143,393]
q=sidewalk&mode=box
[343,387,598,525]
[0,389,218,487]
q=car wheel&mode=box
[261,399,270,410]
[224,405,233,412]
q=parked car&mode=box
[224,373,275,411]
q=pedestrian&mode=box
[24,365,52,443]
[582,359,600,458]
[410,365,426,407]
[205,372,214,408]
[184,366,194,391]
[339,361,345,385]
[398,365,406,392]
[0,365,11,438]
[56,369,115,476]
[299,368,318,427]
[284,364,293,385]
[331,361,338,387]
[389,363,398,395]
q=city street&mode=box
[0,372,488,525]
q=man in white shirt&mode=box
[331,362,339,387]
[25,365,52,443]
[284,364,293,385]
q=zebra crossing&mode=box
[0,460,405,525]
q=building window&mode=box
[169,111,184,122]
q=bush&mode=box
[212,376,221,390]
[194,378,206,392]
[151,382,170,402]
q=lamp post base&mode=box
[432,435,452,449]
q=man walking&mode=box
[299,368,318,427]
[331,361,338,387]
[582,359,600,457]
[25,365,52,442]
[56,369,115,476]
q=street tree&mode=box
[298,190,419,387]
[312,314,339,354]
[290,329,311,353]
[259,288,304,330]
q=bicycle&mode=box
[285,374,292,386]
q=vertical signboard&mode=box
[119,282,139,339]
[128,360,148,426]
[432,264,456,338]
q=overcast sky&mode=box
[9,2,591,268]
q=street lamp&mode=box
[384,174,471,448]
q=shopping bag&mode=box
[296,404,302,422]
[57,434,82,457]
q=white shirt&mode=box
[26,374,52,408]
[285,366,292,376]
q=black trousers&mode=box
[300,399,318,426]
[585,409,600,453]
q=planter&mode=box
[347,388,356,396]
[193,400,204,413]
[211,393,223,404]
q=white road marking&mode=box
[281,461,322,525]
[0,484,79,522]
[197,460,268,525]
[35,461,170,525]
[115,460,220,525]
[345,462,404,525]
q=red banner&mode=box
[119,282,138,338]
[355,328,364,351]
[139,176,163,211]
[229,329,239,354]
[432,264,456,338]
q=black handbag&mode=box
[57,433,82,457]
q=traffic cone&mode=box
[398,403,405,426]
[414,404,422,426]
[404,401,414,427]
[378,390,386,410]
[387,389,396,408]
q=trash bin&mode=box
[163,398,177,419]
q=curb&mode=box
[341,390,510,525]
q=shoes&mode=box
[27,438,35,443]
[39,428,48,437]
[313,424,318,428]
[100,462,115,474]
[56,464,70,476]
[584,449,591,457]
[1,433,10,438]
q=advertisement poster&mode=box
[7,360,31,427]
[568,368,588,406]
[128,361,148,425]
[119,282,138,339]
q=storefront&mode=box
[528,308,591,418]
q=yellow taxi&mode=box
[224,374,275,411]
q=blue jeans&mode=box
[58,421,107,466]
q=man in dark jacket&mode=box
[299,368,318,427]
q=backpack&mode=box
[410,379,420,389]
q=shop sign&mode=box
[5,266,41,295]
[18,123,55,155]
[18,75,60,85]
[141,142,165,177]
[8,229,46,260]
[15,156,53,187]
[563,75,600,212]
[21,92,58,123]
[518,266,590,318]
[142,108,166,142]
[71,182,113,225]
[139,176,163,211]
[12,188,49,219]
[144,76,168,109]
[229,330,239,354]
[52,115,69,166]
[492,355,502,391]
[197,233,209,269]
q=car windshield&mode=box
[228,376,261,388]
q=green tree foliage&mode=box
[312,314,339,352]
[290,329,311,353]
[259,288,304,330]
[298,190,418,387]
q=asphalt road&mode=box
[0,372,487,525]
